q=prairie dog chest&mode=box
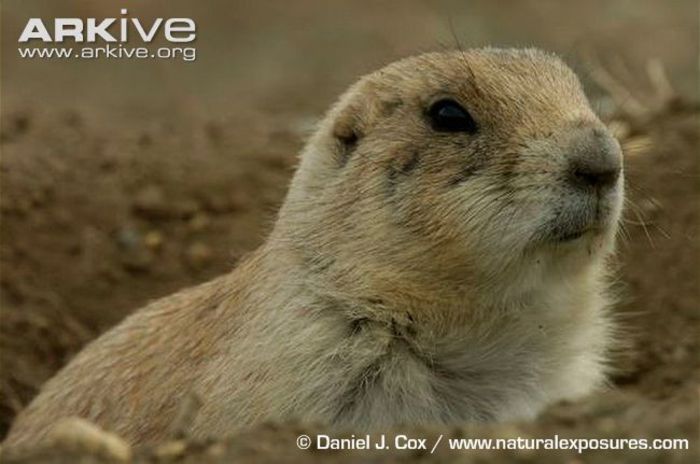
[322,312,549,428]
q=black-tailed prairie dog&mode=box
[5,48,624,447]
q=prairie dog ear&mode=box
[331,100,361,166]
[330,83,387,167]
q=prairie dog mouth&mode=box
[549,223,595,243]
[545,194,617,244]
[554,227,601,243]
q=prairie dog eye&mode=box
[427,99,478,134]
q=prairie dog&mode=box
[5,48,624,447]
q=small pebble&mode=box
[144,230,164,251]
[133,185,169,219]
[185,242,212,268]
[188,212,211,232]
[154,440,187,459]
[48,417,131,462]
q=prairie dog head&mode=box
[276,48,623,307]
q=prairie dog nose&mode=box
[567,127,622,190]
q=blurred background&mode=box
[3,0,698,112]
[1,1,698,460]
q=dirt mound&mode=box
[0,106,300,435]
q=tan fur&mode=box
[4,48,624,448]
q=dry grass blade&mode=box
[583,48,651,120]
[584,47,680,125]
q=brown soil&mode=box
[1,1,698,462]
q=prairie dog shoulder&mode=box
[5,48,624,447]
